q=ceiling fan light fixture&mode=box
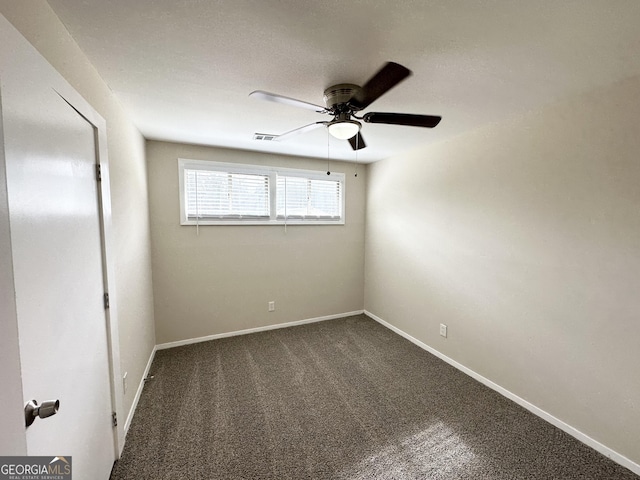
[328,119,361,140]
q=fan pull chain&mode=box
[195,171,200,236]
[327,129,331,175]
[354,134,359,177]
[284,176,287,234]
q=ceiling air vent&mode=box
[253,133,277,141]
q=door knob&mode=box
[25,399,59,427]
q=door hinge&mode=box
[95,164,102,182]
[112,412,118,428]
[103,292,110,309]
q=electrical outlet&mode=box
[268,301,275,312]
[439,324,448,338]
[123,372,128,394]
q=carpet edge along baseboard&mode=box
[363,310,640,477]
[154,310,365,350]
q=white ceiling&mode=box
[46,0,640,162]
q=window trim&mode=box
[178,158,346,226]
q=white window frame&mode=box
[178,158,346,225]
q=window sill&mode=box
[180,219,345,226]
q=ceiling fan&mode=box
[249,62,441,150]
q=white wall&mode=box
[147,141,366,344]
[365,75,640,465]
[0,1,156,423]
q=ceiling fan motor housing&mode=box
[323,83,362,111]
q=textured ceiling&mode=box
[46,0,640,162]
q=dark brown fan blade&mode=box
[347,132,366,150]
[249,90,328,113]
[348,62,412,111]
[363,112,441,128]
[275,122,328,141]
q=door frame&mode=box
[0,14,125,456]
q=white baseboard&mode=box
[364,310,640,476]
[155,310,365,351]
[124,345,157,438]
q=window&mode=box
[276,176,342,220]
[184,169,270,219]
[179,159,345,225]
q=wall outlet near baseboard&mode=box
[439,324,448,338]
[268,301,275,312]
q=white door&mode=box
[1,16,117,480]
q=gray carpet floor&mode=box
[110,314,639,479]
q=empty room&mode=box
[1,1,639,479]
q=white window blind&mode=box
[185,169,269,219]
[276,176,342,219]
[179,159,345,225]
